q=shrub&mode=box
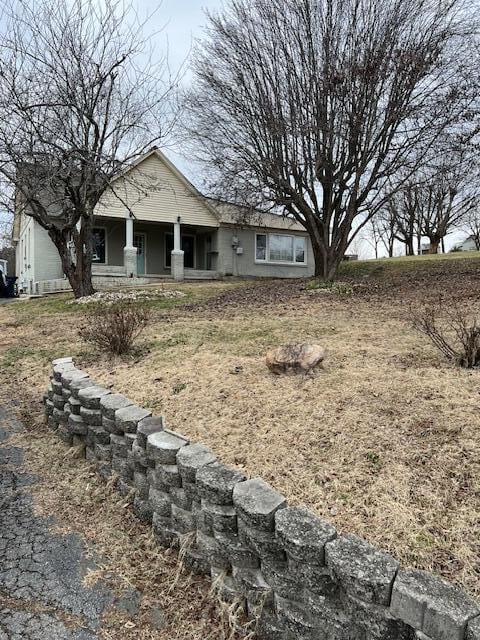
[79,302,150,355]
[412,300,480,368]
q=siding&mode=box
[97,153,219,228]
[33,222,63,282]
[218,225,315,278]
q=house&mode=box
[452,235,478,252]
[13,148,314,293]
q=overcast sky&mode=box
[136,1,223,181]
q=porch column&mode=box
[124,214,137,277]
[171,216,184,281]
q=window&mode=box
[92,228,106,263]
[255,233,307,265]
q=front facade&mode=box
[14,149,314,293]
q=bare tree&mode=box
[186,0,476,280]
[465,210,480,249]
[417,157,477,254]
[0,0,178,297]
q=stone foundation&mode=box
[43,358,480,640]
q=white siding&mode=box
[33,221,63,282]
[97,153,219,228]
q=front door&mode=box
[165,234,195,269]
[134,233,146,275]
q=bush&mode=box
[412,300,480,368]
[79,302,150,355]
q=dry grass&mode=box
[1,257,479,603]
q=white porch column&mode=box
[171,216,184,282]
[123,214,137,277]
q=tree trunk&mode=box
[49,226,95,298]
[428,236,441,254]
[406,236,415,256]
[312,241,342,281]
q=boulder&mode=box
[266,343,325,375]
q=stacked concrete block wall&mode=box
[44,358,480,640]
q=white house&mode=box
[13,149,314,293]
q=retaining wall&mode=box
[43,357,480,640]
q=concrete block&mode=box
[88,425,111,445]
[196,464,247,505]
[53,407,67,424]
[133,495,153,523]
[196,531,231,570]
[170,487,193,511]
[391,569,480,640]
[156,464,182,488]
[102,415,123,434]
[69,398,81,415]
[69,377,96,398]
[44,399,54,416]
[61,388,72,401]
[67,414,88,435]
[256,608,286,640]
[202,500,238,533]
[467,616,480,640]
[78,385,111,410]
[274,595,317,638]
[275,507,337,565]
[51,380,63,395]
[325,534,399,606]
[52,394,66,410]
[152,512,179,549]
[110,434,129,458]
[171,504,196,533]
[233,478,286,531]
[147,430,188,465]
[214,531,260,569]
[132,442,148,467]
[238,519,286,562]
[133,470,149,499]
[115,405,152,434]
[112,456,133,481]
[344,593,415,640]
[136,416,165,448]
[148,487,172,517]
[183,547,211,575]
[288,558,338,598]
[100,393,134,420]
[261,559,304,601]
[61,369,90,389]
[79,407,102,426]
[94,443,112,461]
[177,443,216,482]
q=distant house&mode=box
[13,148,315,293]
[452,235,478,252]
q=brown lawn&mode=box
[1,252,479,603]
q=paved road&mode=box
[0,404,121,639]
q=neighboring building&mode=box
[0,258,7,276]
[13,149,314,293]
[451,235,478,252]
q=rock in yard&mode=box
[266,343,325,375]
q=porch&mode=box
[91,216,220,281]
